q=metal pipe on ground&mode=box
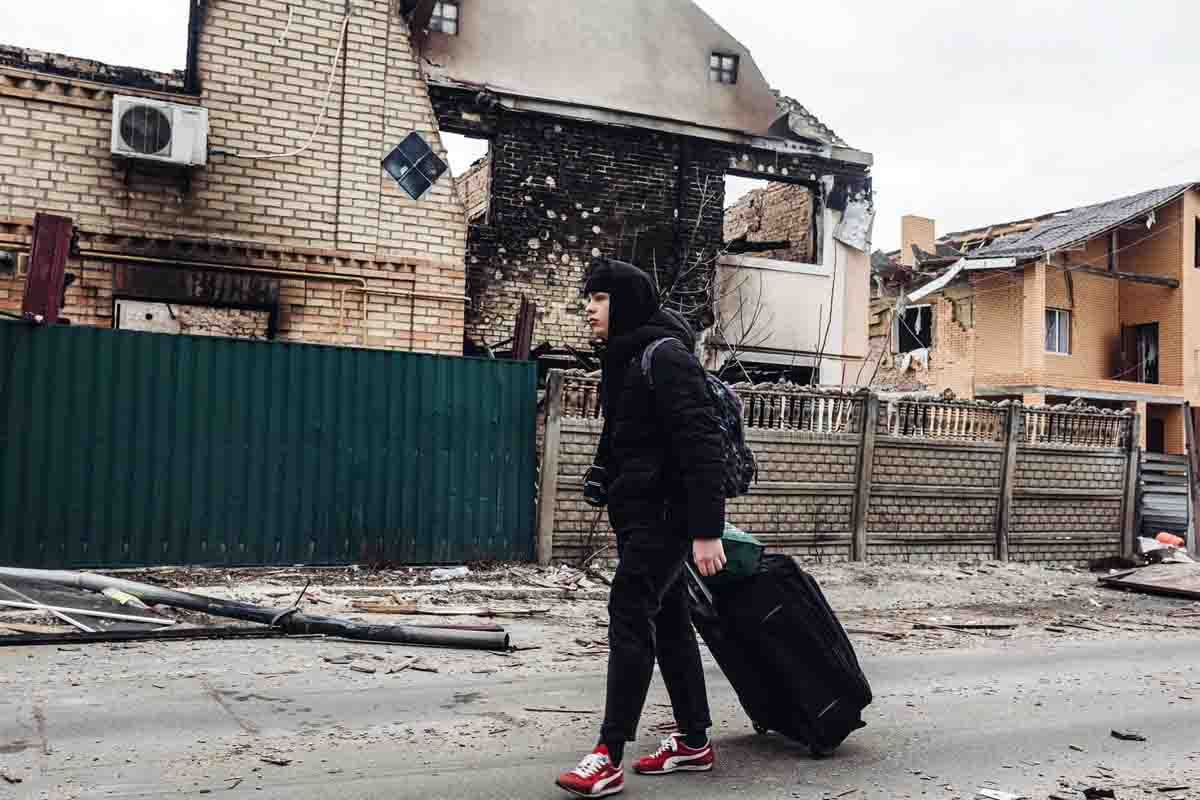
[0,568,509,652]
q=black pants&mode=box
[599,528,712,746]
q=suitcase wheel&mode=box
[752,722,769,736]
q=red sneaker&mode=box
[633,733,714,775]
[556,745,625,797]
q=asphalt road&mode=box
[3,636,1199,799]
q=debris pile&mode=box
[0,568,509,651]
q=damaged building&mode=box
[869,183,1200,453]
[0,1,469,352]
[416,0,874,381]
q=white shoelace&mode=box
[651,735,681,758]
[571,752,611,778]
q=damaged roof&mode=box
[773,92,849,148]
[964,182,1196,260]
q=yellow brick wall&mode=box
[971,273,1024,387]
[866,290,973,396]
[723,182,815,263]
[900,215,935,267]
[1118,198,1184,386]
[0,0,467,353]
[456,155,491,222]
[1183,190,1200,404]
[1042,263,1120,381]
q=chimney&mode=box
[900,215,936,268]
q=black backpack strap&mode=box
[640,337,684,389]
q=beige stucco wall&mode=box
[420,0,780,135]
[712,205,869,384]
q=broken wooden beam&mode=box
[1072,266,1179,288]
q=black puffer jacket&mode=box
[586,260,725,540]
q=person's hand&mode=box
[693,538,727,577]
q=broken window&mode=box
[1045,308,1071,354]
[442,132,492,224]
[429,1,459,35]
[1121,323,1159,384]
[723,175,819,264]
[709,53,739,84]
[895,305,932,353]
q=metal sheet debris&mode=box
[1097,564,1200,601]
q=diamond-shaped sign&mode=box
[382,132,448,201]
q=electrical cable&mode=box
[215,13,350,161]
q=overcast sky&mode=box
[6,1,1200,250]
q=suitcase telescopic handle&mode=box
[684,562,717,618]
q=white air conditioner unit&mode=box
[110,95,208,167]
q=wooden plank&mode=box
[22,213,73,324]
[851,394,879,562]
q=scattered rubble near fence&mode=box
[539,373,1141,567]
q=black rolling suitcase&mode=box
[687,554,872,756]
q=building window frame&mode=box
[709,52,739,85]
[429,1,459,35]
[1045,307,1071,355]
[1194,217,1200,269]
[894,304,933,354]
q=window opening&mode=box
[710,53,739,84]
[429,1,459,35]
[1045,308,1071,354]
[896,305,932,353]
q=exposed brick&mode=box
[0,0,467,354]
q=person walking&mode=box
[555,259,728,798]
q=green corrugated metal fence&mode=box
[0,322,537,568]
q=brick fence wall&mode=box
[0,0,468,354]
[537,373,1139,567]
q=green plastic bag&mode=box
[700,523,764,587]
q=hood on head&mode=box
[582,259,660,340]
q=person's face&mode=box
[585,292,610,340]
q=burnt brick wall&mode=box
[431,88,728,354]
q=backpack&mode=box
[641,338,757,498]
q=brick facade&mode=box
[723,182,814,263]
[429,86,870,358]
[431,90,728,354]
[871,192,1198,453]
[0,0,468,354]
[456,155,491,224]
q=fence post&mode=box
[1121,412,1142,559]
[851,393,879,562]
[1184,404,1200,558]
[995,404,1021,561]
[535,370,566,566]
